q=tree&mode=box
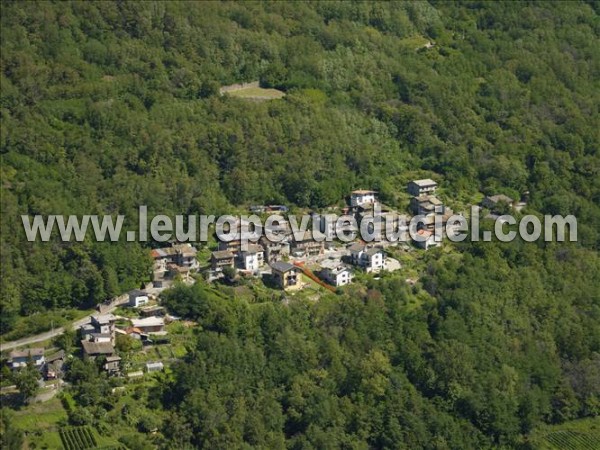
[14,362,40,403]
[55,328,76,354]
[0,409,24,450]
[222,266,237,283]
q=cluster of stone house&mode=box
[76,290,167,375]
[206,179,463,291]
[406,179,447,250]
[151,242,199,286]
[7,348,66,381]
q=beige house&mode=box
[270,261,303,291]
[407,179,438,196]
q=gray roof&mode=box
[410,178,437,187]
[242,244,263,254]
[365,247,384,256]
[129,289,146,297]
[270,261,296,273]
[348,242,365,252]
[10,348,44,359]
[131,316,165,328]
[81,340,115,356]
[46,350,65,363]
[486,194,514,204]
[324,265,353,275]
[90,333,112,339]
[91,314,117,325]
[212,250,234,259]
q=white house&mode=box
[407,179,438,197]
[90,314,117,335]
[239,244,264,271]
[89,333,112,343]
[321,265,354,287]
[8,348,45,370]
[129,289,149,308]
[348,243,386,273]
[350,190,378,207]
[413,229,441,250]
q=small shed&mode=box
[145,361,164,373]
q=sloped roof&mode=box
[81,340,115,355]
[365,247,384,256]
[410,178,437,187]
[348,242,366,252]
[242,244,263,254]
[486,194,514,204]
[131,317,165,328]
[212,250,234,259]
[129,289,147,297]
[270,261,296,273]
[91,313,117,325]
[10,348,44,359]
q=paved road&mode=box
[0,299,127,352]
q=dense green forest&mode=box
[1,1,600,448]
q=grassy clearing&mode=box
[226,86,285,100]
[1,308,94,343]
[11,396,68,448]
[11,396,67,430]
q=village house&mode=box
[481,194,514,212]
[217,239,243,255]
[211,250,235,270]
[259,235,290,263]
[90,314,117,337]
[139,305,166,318]
[131,316,166,334]
[270,261,303,291]
[290,231,325,257]
[117,326,147,341]
[410,194,444,216]
[81,340,117,362]
[151,243,199,271]
[311,213,338,239]
[320,259,354,287]
[349,243,386,273]
[103,355,122,375]
[407,179,438,197]
[8,348,45,370]
[355,210,408,243]
[350,190,378,208]
[80,323,96,341]
[45,350,65,380]
[413,229,442,250]
[129,289,149,308]
[263,219,292,239]
[239,244,264,271]
[172,243,199,269]
[89,333,112,343]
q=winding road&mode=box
[0,297,128,352]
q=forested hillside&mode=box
[1,2,600,448]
